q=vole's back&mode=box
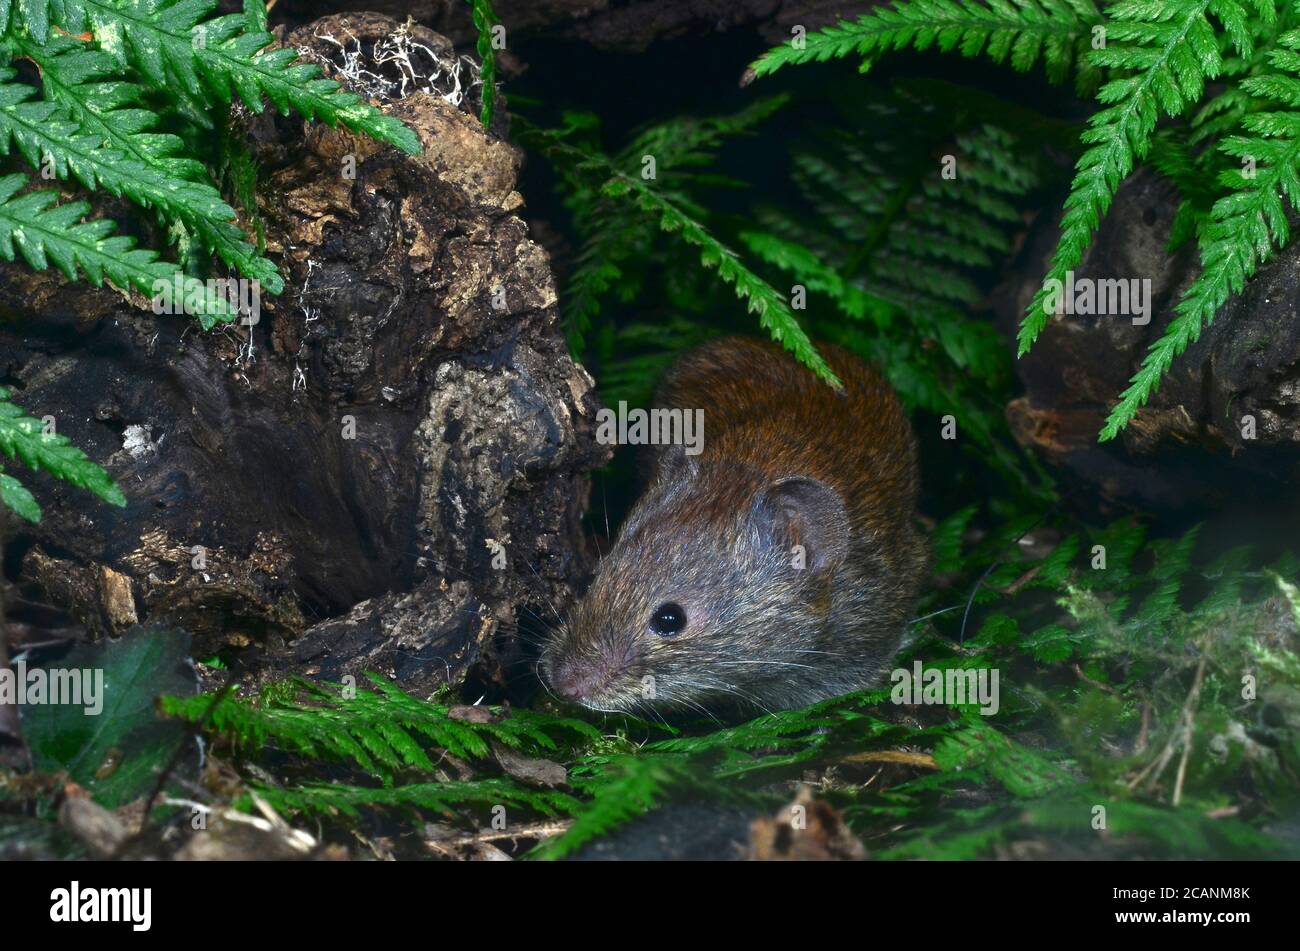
[655,336,923,586]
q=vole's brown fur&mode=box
[542,336,927,715]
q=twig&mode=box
[839,750,939,769]
[1205,805,1240,819]
[1135,700,1151,755]
[1172,654,1209,807]
[423,819,573,853]
[1073,663,1119,696]
[995,565,1043,596]
[1127,650,1209,798]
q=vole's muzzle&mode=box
[545,640,631,704]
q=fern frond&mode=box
[1018,0,1264,356]
[162,675,601,784]
[617,95,790,173]
[596,318,717,405]
[613,178,840,387]
[561,209,646,354]
[517,117,841,387]
[1188,11,1282,145]
[748,119,1032,395]
[17,0,420,155]
[0,172,228,315]
[934,719,1072,796]
[746,0,1103,89]
[1100,25,1300,439]
[7,32,281,291]
[1128,525,1202,631]
[0,63,277,297]
[257,777,578,821]
[215,104,266,255]
[466,0,499,128]
[741,230,883,320]
[0,384,124,511]
[528,754,697,859]
[0,468,41,522]
[545,100,789,354]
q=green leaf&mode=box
[0,469,40,522]
[466,0,499,128]
[21,625,199,809]
[19,0,420,154]
[0,383,125,508]
[1019,0,1238,356]
[1100,26,1300,439]
[517,116,840,386]
[161,675,601,786]
[0,173,230,323]
[934,719,1072,797]
[746,0,1102,90]
[5,33,282,292]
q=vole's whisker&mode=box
[601,475,612,544]
[709,660,819,671]
[703,682,778,718]
[631,701,672,730]
[909,605,962,624]
[669,693,724,727]
[516,556,567,626]
[666,674,777,719]
[533,658,564,706]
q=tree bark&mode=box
[0,15,610,697]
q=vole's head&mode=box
[541,457,850,715]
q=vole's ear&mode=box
[753,476,849,576]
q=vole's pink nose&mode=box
[550,660,610,702]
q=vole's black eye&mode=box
[649,602,687,636]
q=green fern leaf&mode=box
[0,63,279,296]
[549,99,790,354]
[746,0,1102,88]
[1100,24,1300,439]
[162,676,601,785]
[0,172,231,320]
[1019,0,1264,357]
[466,0,499,127]
[519,117,841,386]
[528,754,695,859]
[20,0,420,155]
[7,33,281,291]
[0,384,124,509]
[257,777,578,821]
[0,469,41,522]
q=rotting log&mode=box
[0,15,611,698]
